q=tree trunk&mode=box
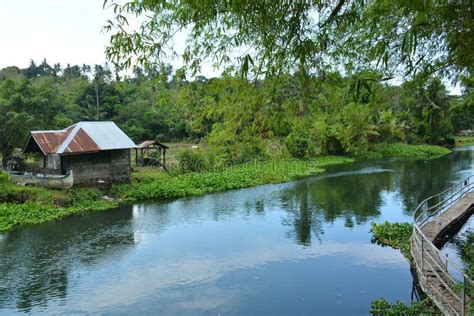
[95,82,100,120]
[1,147,12,170]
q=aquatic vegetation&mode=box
[0,157,353,231]
[356,143,452,160]
[370,222,443,314]
[370,298,440,315]
[115,157,354,202]
[0,143,451,232]
[0,171,117,231]
[0,200,117,232]
[370,221,413,260]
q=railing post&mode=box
[421,235,424,272]
[462,275,466,316]
[445,253,448,273]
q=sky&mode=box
[0,0,221,77]
[0,0,462,94]
[0,0,111,68]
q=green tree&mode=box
[417,77,452,143]
[104,0,473,79]
[0,79,33,167]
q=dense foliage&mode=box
[0,61,471,168]
[104,0,473,80]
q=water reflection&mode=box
[395,151,473,214]
[0,206,135,312]
[0,148,473,314]
[441,215,474,270]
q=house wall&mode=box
[38,154,63,175]
[65,149,131,186]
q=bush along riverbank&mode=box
[370,221,441,315]
[0,143,451,232]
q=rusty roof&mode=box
[24,122,136,155]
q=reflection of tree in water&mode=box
[280,170,394,246]
[280,181,322,246]
[0,205,135,313]
[396,150,473,215]
[443,215,474,269]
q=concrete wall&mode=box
[65,149,131,186]
[39,154,62,175]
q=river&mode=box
[1,147,473,315]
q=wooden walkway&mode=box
[411,182,474,316]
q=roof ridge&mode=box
[32,130,63,133]
[57,124,84,154]
[77,121,115,124]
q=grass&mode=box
[455,136,474,147]
[0,143,451,232]
[163,142,205,166]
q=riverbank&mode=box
[0,143,451,232]
[455,136,474,147]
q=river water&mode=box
[1,148,473,315]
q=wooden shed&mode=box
[135,140,169,170]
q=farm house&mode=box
[22,121,136,186]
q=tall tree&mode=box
[0,80,33,167]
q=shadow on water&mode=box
[0,147,472,314]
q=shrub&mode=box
[0,172,10,192]
[176,148,213,173]
[285,130,311,159]
[70,188,103,204]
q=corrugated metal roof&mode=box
[25,122,136,155]
[136,140,156,149]
[28,126,75,154]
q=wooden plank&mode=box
[423,192,474,242]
